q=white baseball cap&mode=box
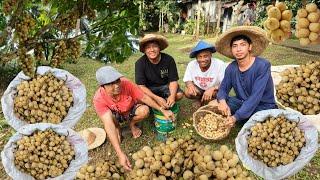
[96,66,123,86]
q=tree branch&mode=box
[91,15,137,33]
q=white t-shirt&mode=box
[183,58,227,90]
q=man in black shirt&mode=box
[135,34,183,109]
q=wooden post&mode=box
[161,9,164,32]
[195,0,201,39]
[206,0,211,35]
[215,0,221,35]
[159,8,162,32]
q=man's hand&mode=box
[161,109,175,121]
[201,87,216,102]
[166,95,175,108]
[187,84,199,97]
[156,96,169,109]
[225,116,236,128]
[218,99,231,116]
[118,152,132,171]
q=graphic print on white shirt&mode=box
[183,58,227,90]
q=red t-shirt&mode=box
[93,78,144,117]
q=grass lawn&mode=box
[0,33,319,179]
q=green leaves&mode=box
[0,0,139,65]
[83,0,139,63]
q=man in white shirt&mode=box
[183,40,226,105]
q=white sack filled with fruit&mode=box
[235,109,318,180]
[1,66,86,131]
[1,123,88,180]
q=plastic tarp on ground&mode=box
[236,109,319,180]
[271,65,320,131]
[1,66,87,131]
[1,123,88,180]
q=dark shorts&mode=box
[111,104,142,123]
[149,84,183,99]
[226,96,278,122]
[194,85,205,98]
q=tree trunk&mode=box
[195,0,201,39]
[215,0,222,35]
[159,8,162,32]
[139,0,144,30]
[206,0,211,35]
[161,9,164,32]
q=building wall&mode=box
[184,0,241,32]
[187,0,219,23]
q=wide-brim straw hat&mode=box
[139,34,168,52]
[215,26,269,59]
[78,128,106,150]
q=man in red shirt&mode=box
[93,66,174,171]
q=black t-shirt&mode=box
[135,53,179,87]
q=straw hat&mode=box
[78,128,106,150]
[215,26,268,59]
[139,34,168,52]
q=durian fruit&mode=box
[268,7,282,20]
[266,5,274,12]
[275,2,287,12]
[309,32,319,41]
[299,38,311,46]
[307,12,320,23]
[309,23,320,32]
[296,3,320,46]
[263,2,292,43]
[297,18,310,28]
[297,9,308,18]
[271,29,285,43]
[266,18,280,30]
[280,20,291,32]
[306,3,318,13]
[297,28,310,38]
[281,10,293,21]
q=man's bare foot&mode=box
[130,124,142,139]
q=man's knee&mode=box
[101,111,118,127]
[135,105,150,118]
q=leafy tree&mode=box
[0,0,139,77]
[138,0,179,32]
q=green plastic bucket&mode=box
[152,103,179,135]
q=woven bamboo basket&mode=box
[193,105,231,140]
